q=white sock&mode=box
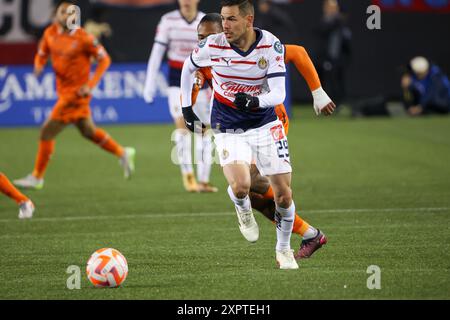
[195,132,212,183]
[303,226,318,240]
[227,185,251,212]
[175,130,193,175]
[275,202,295,251]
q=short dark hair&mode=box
[56,0,78,7]
[199,13,223,28]
[220,0,254,16]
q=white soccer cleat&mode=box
[13,174,44,190]
[18,200,35,219]
[235,206,259,243]
[276,249,299,270]
[119,147,136,180]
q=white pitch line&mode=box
[0,207,448,223]
[305,207,450,214]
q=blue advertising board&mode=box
[0,63,291,127]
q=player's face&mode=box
[178,0,200,10]
[55,3,71,28]
[197,22,223,41]
[221,6,252,44]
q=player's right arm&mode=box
[34,29,50,77]
[191,68,212,106]
[143,17,169,104]
[180,38,212,132]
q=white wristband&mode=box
[312,87,332,115]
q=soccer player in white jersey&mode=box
[181,0,335,269]
[143,0,217,193]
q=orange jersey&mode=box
[284,45,321,92]
[35,24,111,98]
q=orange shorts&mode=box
[50,95,91,123]
[275,104,290,135]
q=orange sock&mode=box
[32,140,55,179]
[92,128,124,157]
[262,185,274,200]
[0,173,29,204]
[292,214,311,237]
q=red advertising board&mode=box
[373,0,450,12]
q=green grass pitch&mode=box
[1,108,449,299]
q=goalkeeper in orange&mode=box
[14,1,135,190]
[1,172,34,219]
[192,13,335,260]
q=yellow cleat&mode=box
[182,173,199,192]
[198,182,219,193]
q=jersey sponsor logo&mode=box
[276,56,283,62]
[220,81,262,98]
[274,41,283,54]
[257,57,268,70]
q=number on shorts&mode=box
[277,139,289,159]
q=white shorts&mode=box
[168,86,212,125]
[214,119,292,176]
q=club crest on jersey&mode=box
[274,41,283,54]
[198,38,207,48]
[270,124,285,142]
[258,57,268,70]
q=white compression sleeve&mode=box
[257,77,286,108]
[143,42,166,103]
[180,57,198,108]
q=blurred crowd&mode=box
[4,0,448,117]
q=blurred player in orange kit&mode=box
[191,13,335,260]
[1,172,34,219]
[14,1,135,190]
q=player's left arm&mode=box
[285,44,335,116]
[78,34,111,97]
[234,40,286,111]
[86,35,111,90]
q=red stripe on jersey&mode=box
[214,92,237,109]
[209,44,233,50]
[211,58,220,62]
[256,45,272,49]
[214,70,266,81]
[168,60,184,69]
[231,60,256,65]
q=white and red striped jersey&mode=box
[188,29,287,131]
[144,9,206,102]
[155,10,205,71]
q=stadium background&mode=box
[1,0,450,126]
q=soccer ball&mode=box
[86,248,128,287]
